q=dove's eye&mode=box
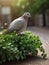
[27,13,29,15]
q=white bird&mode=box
[7,12,31,34]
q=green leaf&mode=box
[0,31,47,64]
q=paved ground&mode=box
[1,27,49,65]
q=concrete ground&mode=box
[2,27,49,65]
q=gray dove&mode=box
[7,12,31,33]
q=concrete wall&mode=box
[45,11,49,27]
[34,11,49,27]
[34,14,43,27]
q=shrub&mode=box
[0,31,47,64]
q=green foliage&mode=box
[26,0,48,14]
[15,0,49,16]
[0,31,47,64]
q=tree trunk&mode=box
[42,11,46,27]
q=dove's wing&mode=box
[8,18,27,32]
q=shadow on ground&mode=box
[1,55,46,65]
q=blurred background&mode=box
[0,0,49,30]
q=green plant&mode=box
[0,31,47,64]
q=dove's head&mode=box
[22,12,31,19]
